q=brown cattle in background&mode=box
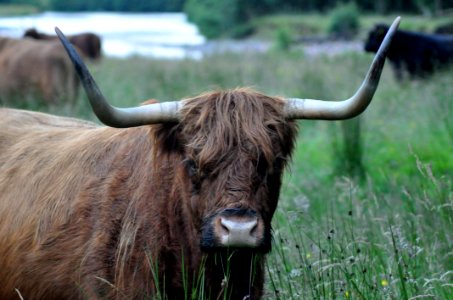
[0,18,400,300]
[0,37,79,105]
[24,28,102,60]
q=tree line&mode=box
[1,0,452,14]
[0,0,185,11]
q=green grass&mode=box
[268,163,452,299]
[0,4,39,16]
[5,47,452,299]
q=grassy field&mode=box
[5,27,453,298]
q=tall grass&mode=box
[268,168,452,299]
[7,50,452,298]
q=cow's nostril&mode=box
[250,222,258,236]
[220,220,230,234]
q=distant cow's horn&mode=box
[55,27,181,127]
[284,16,400,120]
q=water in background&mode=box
[0,11,206,59]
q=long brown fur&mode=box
[0,88,297,299]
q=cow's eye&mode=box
[184,159,202,194]
[273,156,285,174]
[256,156,268,175]
[184,159,198,177]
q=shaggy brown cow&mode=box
[0,37,79,104]
[0,18,400,300]
[24,28,102,60]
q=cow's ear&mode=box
[184,159,199,178]
[152,123,183,156]
[183,159,202,194]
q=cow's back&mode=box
[0,38,79,104]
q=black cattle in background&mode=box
[364,24,453,79]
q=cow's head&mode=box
[364,24,391,53]
[23,28,41,39]
[167,90,298,253]
[55,17,400,253]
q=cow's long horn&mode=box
[55,27,182,127]
[285,16,400,120]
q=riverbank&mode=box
[188,38,364,58]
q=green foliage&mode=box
[328,2,360,39]
[184,0,240,39]
[331,118,366,179]
[183,0,280,39]
[0,3,39,15]
[46,0,185,12]
[273,26,292,52]
[268,169,452,299]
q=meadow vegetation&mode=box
[252,13,453,41]
[0,4,38,16]
[12,47,452,298]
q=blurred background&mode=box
[1,0,453,59]
[1,1,452,299]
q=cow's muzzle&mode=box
[200,209,269,252]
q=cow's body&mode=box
[364,24,453,79]
[24,28,102,60]
[0,37,79,104]
[0,89,297,299]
